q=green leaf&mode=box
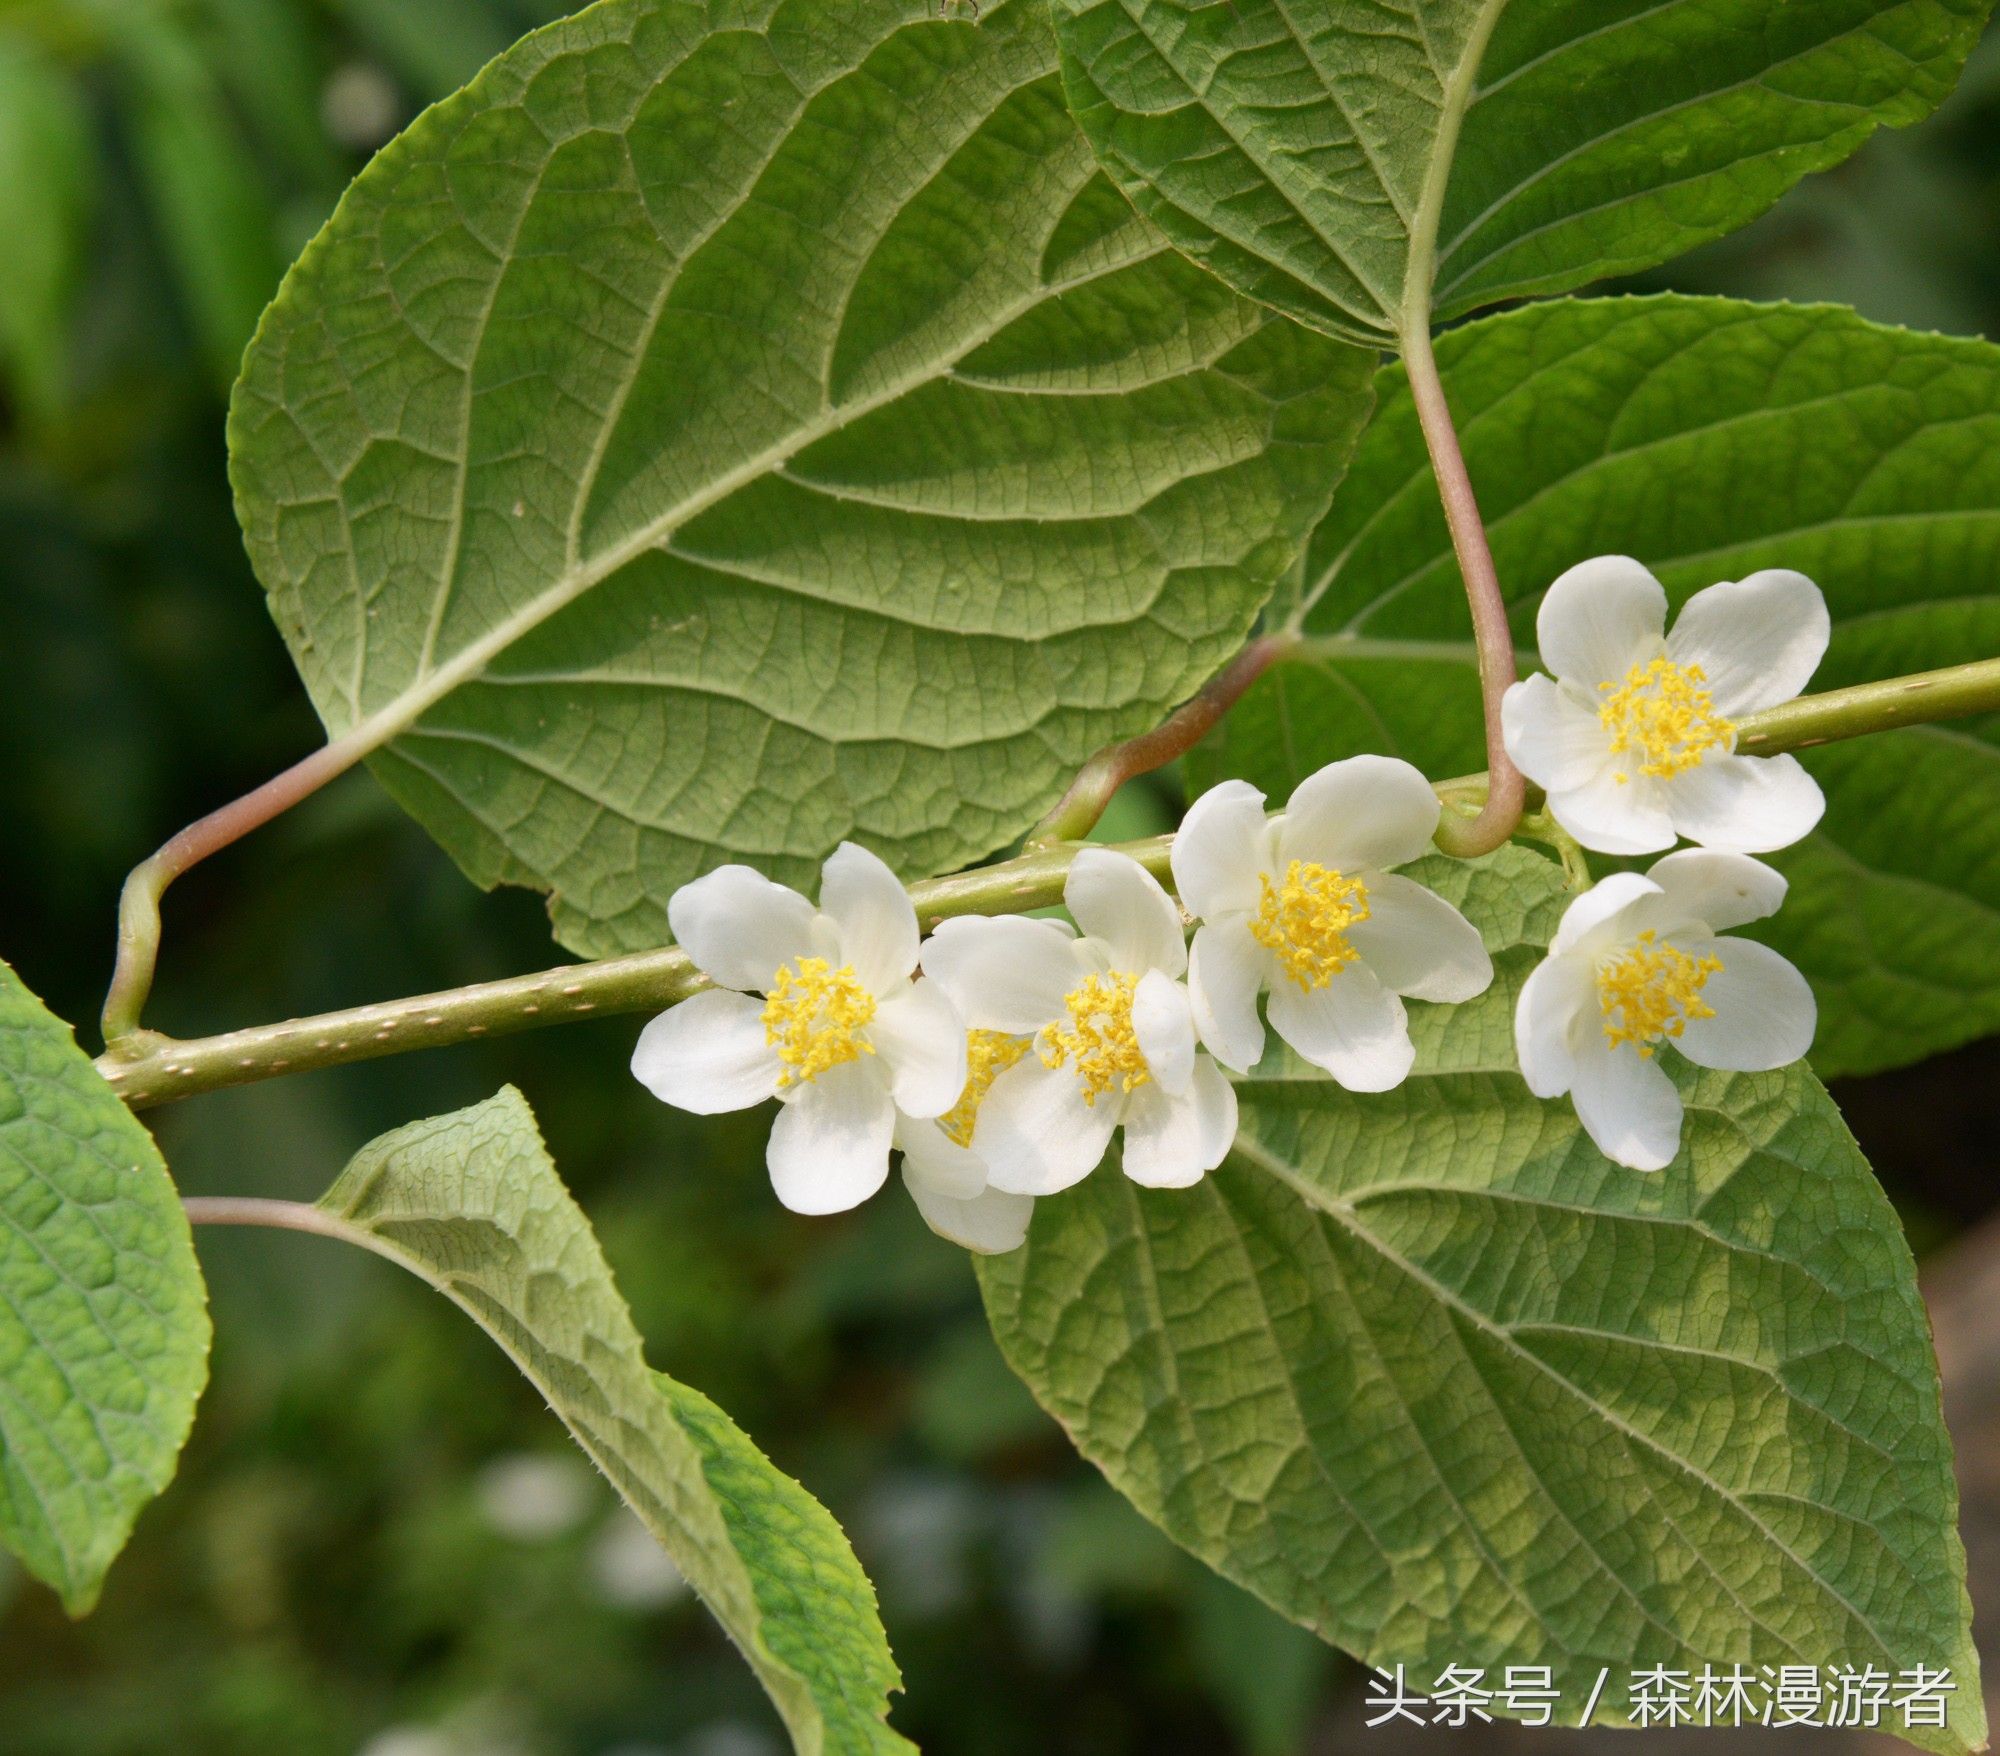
[1195,294,2000,1079]
[318,1086,912,1754]
[1052,0,1991,345]
[0,958,210,1616]
[979,847,1982,1750]
[229,0,1375,957]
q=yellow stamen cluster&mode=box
[1597,657,1734,782]
[761,957,876,1088]
[937,1029,1030,1147]
[1038,972,1150,1105]
[1596,931,1723,1056]
[1249,859,1372,990]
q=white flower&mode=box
[1501,556,1829,855]
[892,1036,1037,1255]
[631,843,967,1217]
[1172,756,1493,1089]
[919,850,1235,1196]
[1515,850,1816,1171]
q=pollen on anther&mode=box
[1596,930,1723,1054]
[1597,658,1734,781]
[761,958,876,1088]
[1039,972,1149,1104]
[1250,860,1371,989]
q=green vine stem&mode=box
[94,657,2000,1113]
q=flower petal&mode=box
[1536,555,1668,686]
[920,915,1079,1033]
[1278,754,1440,874]
[1545,766,1677,856]
[1501,673,1612,793]
[1567,1038,1682,1172]
[903,1171,1034,1255]
[1132,968,1195,1096]
[668,866,816,992]
[1065,848,1186,976]
[1642,848,1788,935]
[1666,569,1829,717]
[766,1061,894,1215]
[871,980,968,1119]
[1347,873,1493,1003]
[1265,962,1414,1092]
[1665,752,1824,853]
[1514,952,1594,1099]
[895,1116,988,1201]
[630,989,781,1114]
[819,841,918,991]
[1549,872,1663,956]
[972,1057,1120,1196]
[1671,936,1817,1072]
[1120,1058,1236,1189]
[1188,1053,1238,1170]
[1188,917,1268,1073]
[1171,779,1270,921]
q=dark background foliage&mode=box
[2,4,1997,1752]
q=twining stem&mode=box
[1025,634,1298,848]
[94,656,2000,1112]
[102,730,374,1044]
[1389,0,1517,859]
[1400,322,1524,858]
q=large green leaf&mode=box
[0,958,210,1615]
[1193,295,2000,1079]
[229,0,1374,956]
[1052,0,1991,345]
[318,1086,911,1754]
[980,848,1981,1750]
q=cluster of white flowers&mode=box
[1502,557,1827,1168]
[631,557,1831,1243]
[632,755,1491,1253]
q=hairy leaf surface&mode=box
[230,0,1373,955]
[319,1087,911,1754]
[0,960,210,1615]
[1194,296,2000,1078]
[980,849,1981,1749]
[1053,0,1991,344]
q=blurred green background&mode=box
[2,4,1998,1752]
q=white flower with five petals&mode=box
[1515,850,1816,1171]
[892,1037,1038,1255]
[1173,756,1493,1089]
[920,849,1235,1196]
[631,843,968,1219]
[1501,556,1829,855]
